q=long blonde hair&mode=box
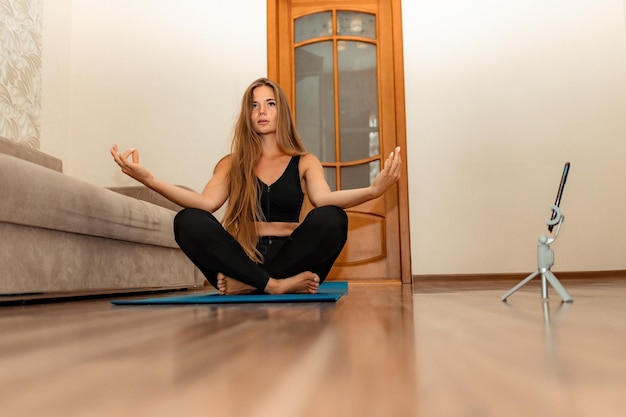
[222,78,306,263]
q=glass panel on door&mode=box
[295,40,336,189]
[337,39,379,167]
[295,11,333,42]
[336,11,376,39]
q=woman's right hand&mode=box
[110,144,154,186]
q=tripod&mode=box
[502,205,573,303]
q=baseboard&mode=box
[413,270,626,283]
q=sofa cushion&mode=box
[0,153,178,248]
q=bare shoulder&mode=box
[299,152,322,171]
[299,153,325,184]
[299,153,331,200]
[214,154,232,174]
[201,154,231,197]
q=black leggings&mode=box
[173,206,348,290]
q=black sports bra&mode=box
[257,156,304,223]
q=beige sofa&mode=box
[0,137,203,300]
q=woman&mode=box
[111,78,401,295]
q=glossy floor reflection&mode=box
[0,282,415,417]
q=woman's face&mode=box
[251,85,277,136]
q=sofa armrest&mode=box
[0,136,63,173]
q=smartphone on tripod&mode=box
[548,162,570,232]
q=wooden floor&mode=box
[413,277,626,417]
[1,277,625,416]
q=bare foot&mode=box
[264,272,320,295]
[216,273,257,295]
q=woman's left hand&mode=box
[371,147,402,197]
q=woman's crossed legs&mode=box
[174,206,348,295]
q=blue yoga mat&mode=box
[111,281,348,305]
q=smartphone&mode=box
[548,162,570,232]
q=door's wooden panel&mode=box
[335,211,386,265]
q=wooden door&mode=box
[268,0,411,283]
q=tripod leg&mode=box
[501,271,540,302]
[542,271,573,303]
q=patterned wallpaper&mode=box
[0,0,42,149]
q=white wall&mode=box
[42,0,267,193]
[403,0,626,274]
[40,0,626,276]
